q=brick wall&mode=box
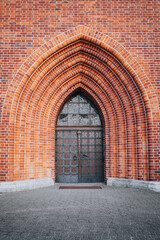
[0,1,159,182]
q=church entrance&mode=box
[56,92,104,183]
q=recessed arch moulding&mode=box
[1,26,160,182]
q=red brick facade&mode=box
[0,1,159,182]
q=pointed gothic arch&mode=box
[2,26,159,182]
[55,90,104,183]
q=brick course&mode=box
[0,1,159,182]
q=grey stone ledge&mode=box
[0,178,54,192]
[0,178,160,193]
[107,177,160,192]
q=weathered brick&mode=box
[0,1,159,182]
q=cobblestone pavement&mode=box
[0,183,160,240]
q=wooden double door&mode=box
[56,127,104,183]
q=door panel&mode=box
[56,130,78,183]
[56,129,103,183]
[79,130,103,183]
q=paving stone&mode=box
[0,184,160,240]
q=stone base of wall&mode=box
[0,178,54,192]
[107,178,160,192]
[0,178,160,193]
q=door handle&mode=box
[82,153,88,158]
[73,155,77,160]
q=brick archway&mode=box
[2,26,160,182]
